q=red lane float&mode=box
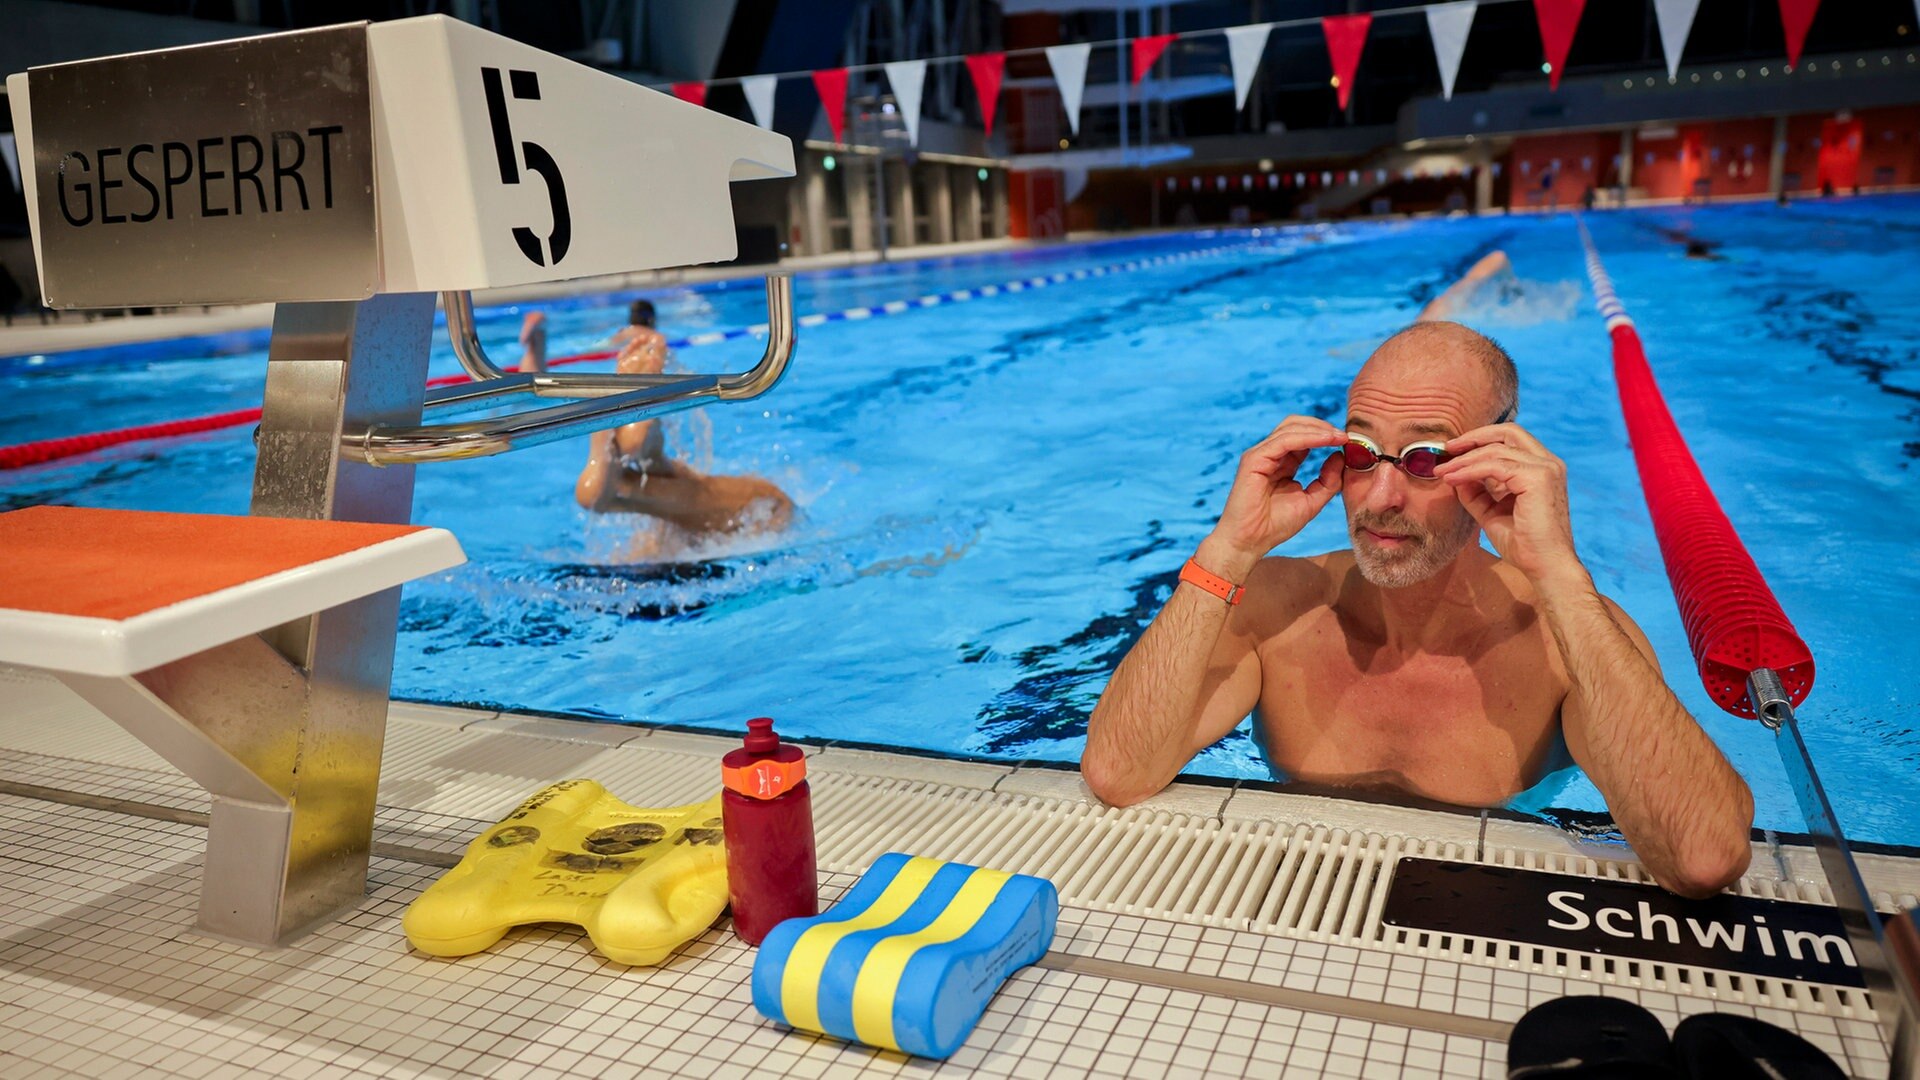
[0,348,620,471]
[1580,222,1814,717]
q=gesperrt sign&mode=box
[7,16,793,309]
[1382,857,1864,988]
[15,24,378,308]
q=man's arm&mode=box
[1435,422,1752,898]
[1083,415,1348,806]
[1544,574,1754,898]
[1082,542,1265,806]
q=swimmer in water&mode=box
[1083,321,1755,898]
[1416,250,1514,322]
[513,303,794,541]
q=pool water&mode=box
[4,199,1918,849]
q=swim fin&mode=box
[1670,1013,1845,1080]
[1506,996,1680,1078]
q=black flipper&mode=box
[1506,995,1680,1078]
[1671,1013,1846,1080]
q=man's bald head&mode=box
[1358,321,1518,426]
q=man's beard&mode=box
[1349,508,1478,588]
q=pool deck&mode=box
[0,663,1906,1078]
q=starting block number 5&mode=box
[481,67,572,268]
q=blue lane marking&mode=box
[658,237,1270,352]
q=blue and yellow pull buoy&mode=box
[403,779,728,966]
[751,853,1058,1059]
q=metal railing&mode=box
[1749,668,1920,1074]
[341,275,796,465]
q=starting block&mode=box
[752,853,1058,1059]
[0,505,465,944]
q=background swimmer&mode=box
[518,305,794,548]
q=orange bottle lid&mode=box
[724,755,807,800]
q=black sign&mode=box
[1382,858,1864,988]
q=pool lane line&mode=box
[0,236,1280,471]
[783,236,1272,332]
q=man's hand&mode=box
[1433,423,1579,583]
[1202,417,1348,579]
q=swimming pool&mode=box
[5,199,1918,849]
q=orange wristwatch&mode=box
[1179,558,1245,605]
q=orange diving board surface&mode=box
[0,506,465,677]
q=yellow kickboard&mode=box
[404,779,728,966]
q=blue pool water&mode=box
[5,199,1919,849]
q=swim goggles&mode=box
[1341,434,1451,480]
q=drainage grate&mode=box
[806,775,1905,1022]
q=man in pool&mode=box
[1081,321,1755,898]
[519,303,794,539]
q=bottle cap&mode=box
[724,718,806,799]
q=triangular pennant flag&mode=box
[1653,0,1702,80]
[1531,0,1585,90]
[1322,14,1372,111]
[1131,34,1176,84]
[883,60,927,146]
[742,75,778,130]
[1778,0,1821,69]
[1225,25,1273,112]
[671,82,707,108]
[812,68,849,144]
[1425,2,1478,101]
[964,53,1006,137]
[1045,43,1092,136]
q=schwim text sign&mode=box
[1382,857,1863,988]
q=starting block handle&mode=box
[340,275,795,465]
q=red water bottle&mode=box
[721,717,817,945]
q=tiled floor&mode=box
[0,794,1506,1079]
[0,668,1897,1077]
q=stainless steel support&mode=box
[344,275,796,465]
[1749,668,1918,1076]
[56,294,438,947]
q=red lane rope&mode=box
[0,348,619,471]
[1580,221,1814,717]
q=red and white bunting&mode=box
[1322,14,1372,111]
[720,0,1813,144]
[1425,2,1477,101]
[883,60,927,146]
[964,52,1006,137]
[671,82,707,108]
[1225,24,1273,111]
[1532,0,1585,91]
[812,68,849,143]
[1777,0,1821,69]
[1131,33,1176,84]
[741,75,778,130]
[1045,43,1092,136]
[1654,0,1702,80]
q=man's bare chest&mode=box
[1251,611,1567,800]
